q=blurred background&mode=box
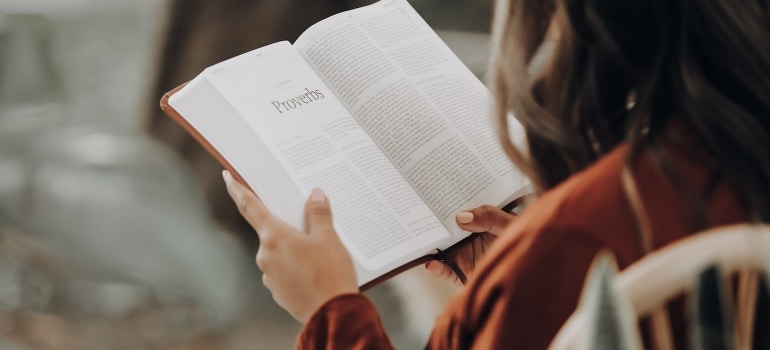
[0,0,492,348]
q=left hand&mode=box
[425,205,517,286]
[222,170,358,323]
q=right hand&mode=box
[425,205,516,286]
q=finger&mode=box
[223,170,273,232]
[255,250,269,272]
[456,205,516,235]
[425,261,462,285]
[425,261,446,277]
[262,273,273,291]
[304,188,334,236]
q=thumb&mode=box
[304,188,334,235]
[455,205,516,236]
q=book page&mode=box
[194,42,450,280]
[294,0,530,235]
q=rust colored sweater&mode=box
[297,142,746,349]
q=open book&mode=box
[160,0,531,289]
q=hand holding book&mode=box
[425,206,517,285]
[223,170,358,323]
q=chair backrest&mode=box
[549,224,770,349]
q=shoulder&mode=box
[498,143,637,257]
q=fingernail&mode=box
[222,170,233,185]
[223,170,243,203]
[310,188,326,202]
[457,211,474,224]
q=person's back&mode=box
[427,0,770,347]
[440,0,770,346]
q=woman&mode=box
[223,0,770,348]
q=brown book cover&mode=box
[160,82,251,192]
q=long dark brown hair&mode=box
[491,0,770,223]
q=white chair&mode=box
[549,224,770,350]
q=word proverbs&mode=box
[271,88,325,114]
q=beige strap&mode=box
[734,269,758,350]
[621,164,674,350]
[621,164,654,255]
[650,309,674,350]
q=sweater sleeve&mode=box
[426,224,606,349]
[297,293,396,350]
